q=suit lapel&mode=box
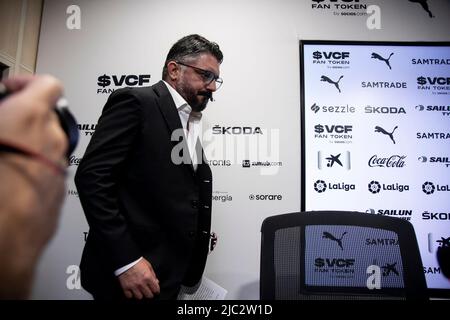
[152,81,196,172]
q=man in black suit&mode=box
[75,34,223,300]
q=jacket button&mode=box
[191,200,199,208]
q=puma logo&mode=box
[322,231,347,250]
[375,125,398,144]
[409,0,434,18]
[321,75,343,93]
[371,52,394,70]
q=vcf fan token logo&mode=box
[368,181,381,194]
[314,180,327,193]
[371,52,394,70]
[322,231,347,251]
[320,75,343,93]
[422,181,435,194]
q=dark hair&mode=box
[162,34,223,80]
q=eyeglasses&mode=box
[0,139,67,176]
[176,61,223,90]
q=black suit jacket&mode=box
[75,81,212,299]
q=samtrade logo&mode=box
[415,104,450,116]
[361,81,407,89]
[408,0,434,18]
[371,52,394,70]
[365,238,399,246]
[374,125,398,144]
[97,74,151,94]
[368,181,381,194]
[381,262,399,276]
[322,231,347,250]
[422,181,435,194]
[412,58,450,65]
[314,180,327,193]
[320,75,344,93]
[249,194,282,201]
[417,132,450,140]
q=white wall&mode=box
[32,0,450,299]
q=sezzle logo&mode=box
[417,76,450,93]
[249,194,282,201]
[417,132,450,140]
[322,231,347,250]
[311,103,355,114]
[77,123,97,136]
[364,105,406,114]
[362,81,407,89]
[415,104,450,116]
[418,156,450,168]
[371,52,394,70]
[422,211,450,220]
[212,126,263,135]
[314,180,355,193]
[368,155,406,168]
[374,125,397,144]
[212,191,233,203]
[366,209,412,221]
[412,58,450,65]
[368,181,409,193]
[318,151,351,170]
[69,155,82,166]
[422,181,450,194]
[314,124,353,144]
[313,51,350,69]
[320,75,344,93]
[97,74,151,94]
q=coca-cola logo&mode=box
[368,155,406,168]
[69,155,82,166]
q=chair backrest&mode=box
[260,211,427,300]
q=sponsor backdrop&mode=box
[302,41,450,294]
[33,0,450,299]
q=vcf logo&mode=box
[322,231,347,250]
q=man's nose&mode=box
[206,80,216,92]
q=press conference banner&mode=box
[301,41,450,295]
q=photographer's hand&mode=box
[0,75,68,299]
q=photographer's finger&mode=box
[22,75,64,109]
[1,75,36,93]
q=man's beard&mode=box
[175,79,209,112]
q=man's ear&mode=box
[167,61,179,81]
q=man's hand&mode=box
[118,258,160,299]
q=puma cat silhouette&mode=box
[375,126,398,144]
[320,75,343,93]
[371,52,394,70]
[322,231,347,250]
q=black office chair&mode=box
[260,211,428,300]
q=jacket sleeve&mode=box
[75,87,143,271]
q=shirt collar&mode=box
[163,80,202,120]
